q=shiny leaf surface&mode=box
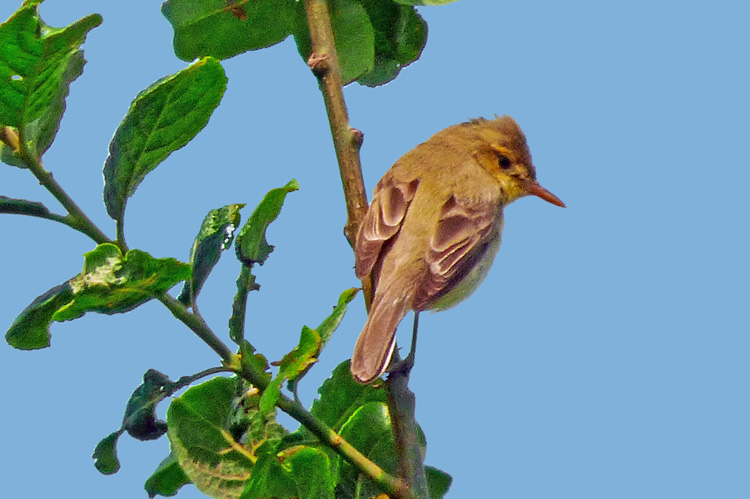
[162,0,296,61]
[103,58,226,222]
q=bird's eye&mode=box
[497,155,512,169]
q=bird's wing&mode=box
[355,175,419,279]
[414,194,500,310]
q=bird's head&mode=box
[469,115,565,208]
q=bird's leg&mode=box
[388,312,420,377]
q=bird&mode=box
[351,115,565,384]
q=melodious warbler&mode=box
[351,116,565,384]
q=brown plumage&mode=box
[350,116,565,384]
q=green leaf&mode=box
[425,466,452,499]
[92,430,124,475]
[393,0,462,5]
[293,361,441,497]
[178,203,245,308]
[239,340,271,386]
[230,378,288,452]
[235,179,298,266]
[338,402,393,466]
[145,454,192,498]
[260,289,359,414]
[309,361,386,431]
[5,281,74,349]
[168,376,253,498]
[122,369,173,441]
[294,0,375,85]
[315,288,360,346]
[228,179,298,344]
[241,442,335,499]
[0,195,52,217]
[228,266,259,344]
[167,376,286,499]
[337,401,396,498]
[162,0,297,61]
[93,370,174,476]
[53,243,191,321]
[102,58,227,223]
[6,245,188,349]
[355,0,427,87]
[0,5,100,163]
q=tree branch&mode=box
[302,2,427,497]
[302,0,368,248]
[157,293,235,362]
[237,349,415,499]
[16,127,111,245]
[158,290,407,495]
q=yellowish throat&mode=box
[351,116,565,384]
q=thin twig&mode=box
[157,293,235,362]
[17,128,111,245]
[157,289,403,493]
[116,218,128,252]
[169,366,232,394]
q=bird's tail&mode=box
[351,289,412,384]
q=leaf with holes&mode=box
[6,244,191,350]
[178,203,245,308]
[0,4,100,164]
[53,243,191,321]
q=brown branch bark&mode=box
[302,2,427,498]
[303,0,368,249]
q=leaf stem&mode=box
[169,366,231,394]
[17,128,111,245]
[116,218,129,252]
[123,366,231,430]
[157,293,234,361]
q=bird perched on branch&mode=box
[351,115,565,384]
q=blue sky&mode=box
[1,1,748,498]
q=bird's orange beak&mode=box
[525,181,566,208]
